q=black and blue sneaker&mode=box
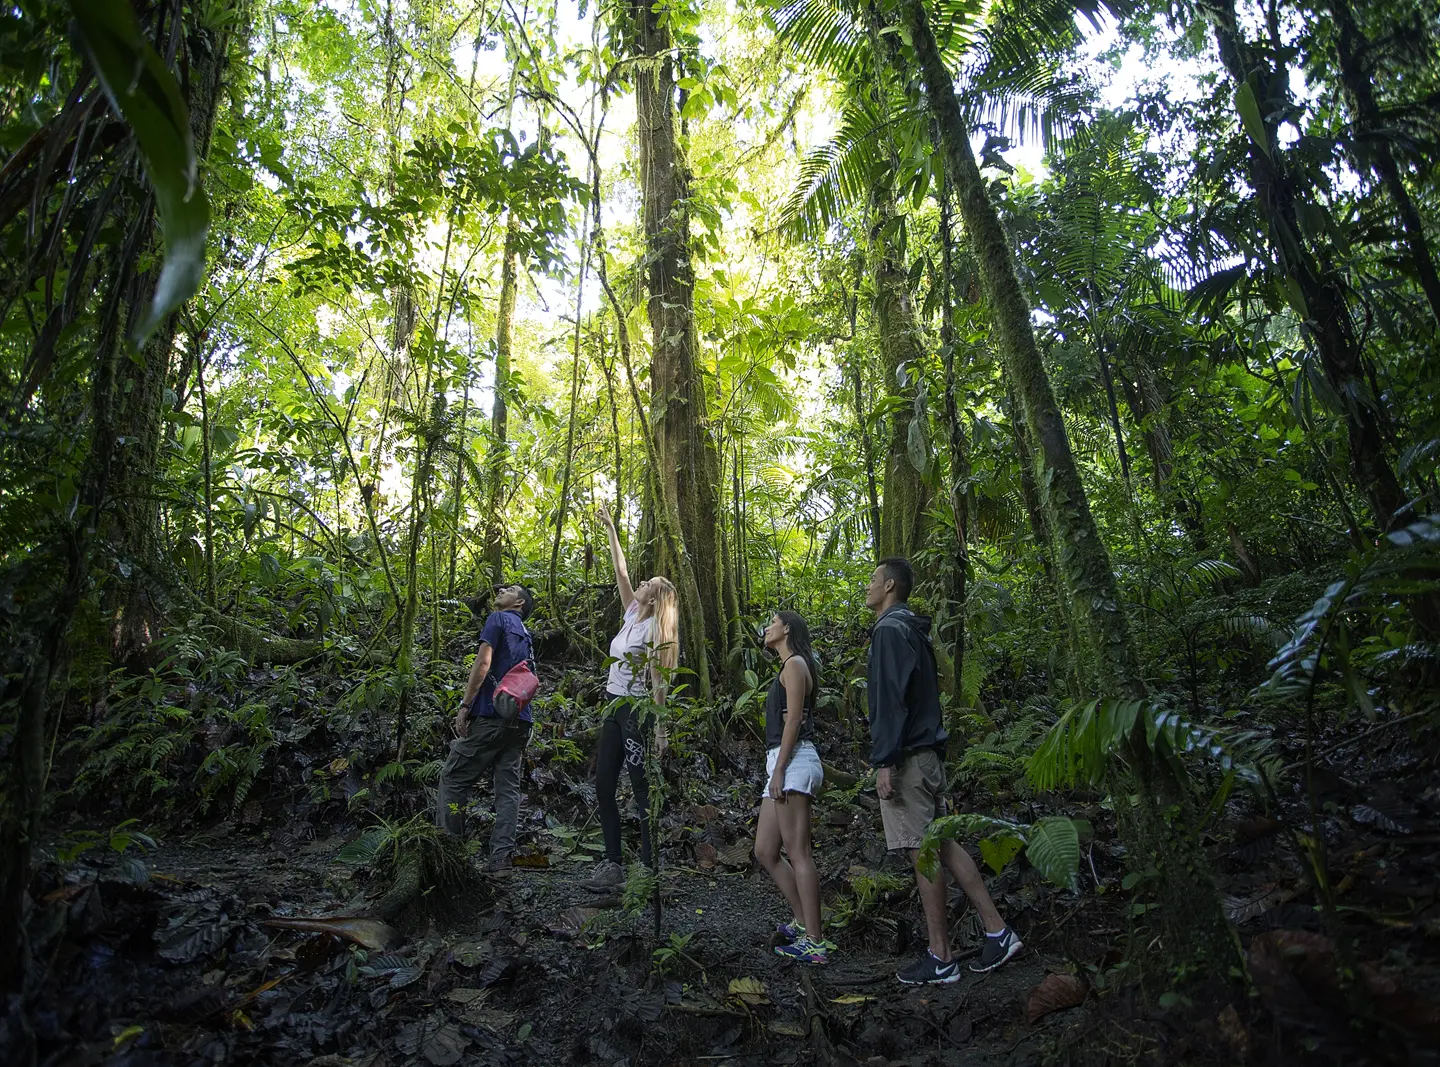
[896,951,961,985]
[970,927,1023,972]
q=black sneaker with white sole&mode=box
[896,951,961,985]
[970,927,1023,972]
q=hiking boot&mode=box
[581,859,623,893]
[775,920,806,942]
[896,951,961,985]
[484,854,512,874]
[775,936,829,965]
[970,927,1023,973]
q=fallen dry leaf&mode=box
[548,906,600,939]
[421,1022,467,1065]
[1027,973,1086,1025]
[728,976,770,1006]
[1216,1004,1249,1062]
[445,988,490,1008]
[262,915,401,950]
[691,804,721,824]
[695,842,718,869]
[768,1019,808,1036]
[717,841,752,869]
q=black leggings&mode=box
[596,698,653,866]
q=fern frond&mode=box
[1027,698,1258,791]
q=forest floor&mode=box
[23,802,1112,1067]
[13,654,1440,1066]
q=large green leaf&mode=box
[978,833,1025,875]
[1025,817,1080,891]
[70,0,210,344]
[337,827,388,865]
[1233,77,1271,161]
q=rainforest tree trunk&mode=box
[898,0,1238,973]
[588,115,712,700]
[550,224,592,602]
[937,185,971,705]
[103,20,231,664]
[869,188,930,560]
[631,0,738,693]
[1326,0,1440,327]
[1118,355,1206,551]
[485,213,520,589]
[1202,0,1407,530]
[851,356,883,558]
[896,0,1141,697]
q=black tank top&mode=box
[764,655,815,749]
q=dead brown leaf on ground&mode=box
[262,915,401,950]
[1027,972,1086,1025]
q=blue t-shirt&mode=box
[471,610,535,722]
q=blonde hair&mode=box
[647,576,679,676]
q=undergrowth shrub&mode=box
[197,701,277,812]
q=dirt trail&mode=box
[19,794,1097,1067]
[139,827,1073,1066]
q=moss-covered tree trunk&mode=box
[484,213,520,589]
[1326,0,1440,327]
[103,21,231,665]
[1118,353,1206,551]
[937,185,971,705]
[631,0,738,694]
[870,189,931,560]
[1201,0,1406,531]
[894,0,1140,696]
[850,355,883,557]
[896,0,1237,973]
[1,8,233,993]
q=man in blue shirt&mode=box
[436,584,536,870]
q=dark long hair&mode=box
[776,610,819,692]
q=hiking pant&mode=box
[596,698,653,866]
[436,717,530,859]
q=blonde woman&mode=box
[582,505,679,893]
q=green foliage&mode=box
[830,868,908,927]
[651,931,697,975]
[1262,514,1440,711]
[56,819,157,884]
[1025,697,1263,792]
[917,812,1085,891]
[196,702,277,813]
[69,0,209,343]
[951,706,1046,793]
[622,861,658,919]
[66,683,199,805]
[336,813,478,916]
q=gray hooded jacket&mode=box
[866,604,948,768]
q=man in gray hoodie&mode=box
[866,557,1022,984]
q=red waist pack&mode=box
[493,660,539,724]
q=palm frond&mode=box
[776,96,904,239]
[769,0,870,76]
[951,0,1128,153]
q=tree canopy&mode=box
[2,0,1439,1061]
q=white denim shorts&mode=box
[764,740,825,797]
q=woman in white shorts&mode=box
[754,610,828,964]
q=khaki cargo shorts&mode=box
[880,748,948,851]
